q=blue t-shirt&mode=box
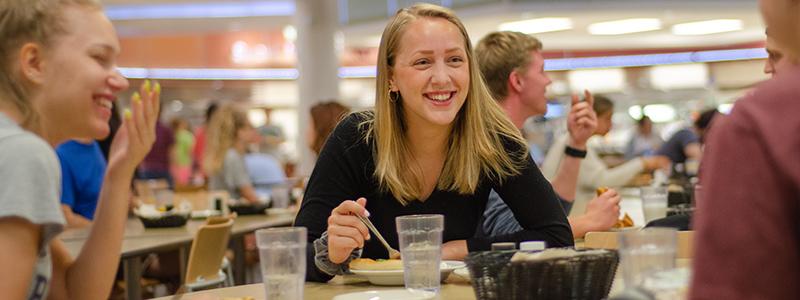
[656,129,699,164]
[56,140,106,220]
[244,153,286,198]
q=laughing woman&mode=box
[0,0,158,298]
[294,3,572,282]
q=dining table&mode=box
[151,276,477,300]
[61,212,296,300]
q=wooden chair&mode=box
[183,215,235,292]
[584,230,694,259]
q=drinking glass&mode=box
[619,227,677,289]
[641,186,668,223]
[256,227,307,300]
[396,214,444,296]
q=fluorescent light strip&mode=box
[116,48,767,80]
[588,18,662,35]
[105,1,294,20]
[338,66,377,78]
[118,68,298,80]
[544,48,767,71]
[672,19,743,36]
[498,18,573,34]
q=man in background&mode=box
[475,31,620,239]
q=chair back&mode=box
[584,230,694,259]
[184,216,235,285]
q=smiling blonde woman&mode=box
[294,3,572,282]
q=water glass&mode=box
[154,189,173,210]
[256,227,307,300]
[641,186,668,223]
[270,185,291,208]
[619,228,677,289]
[396,214,444,296]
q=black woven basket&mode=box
[228,203,271,215]
[465,249,619,300]
[138,213,190,228]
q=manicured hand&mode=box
[108,80,160,174]
[327,197,370,264]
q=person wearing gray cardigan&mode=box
[541,96,669,216]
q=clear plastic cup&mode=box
[396,214,444,296]
[618,227,677,289]
[641,186,668,223]
[256,227,307,300]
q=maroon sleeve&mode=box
[690,109,800,299]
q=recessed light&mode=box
[588,18,662,35]
[672,19,743,35]
[498,18,573,34]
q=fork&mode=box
[355,214,401,259]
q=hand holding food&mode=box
[584,187,621,231]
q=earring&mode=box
[388,90,399,103]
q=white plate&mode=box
[350,260,465,286]
[332,289,436,300]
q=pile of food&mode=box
[349,258,403,270]
[613,213,635,229]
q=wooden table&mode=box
[151,280,476,300]
[62,213,295,300]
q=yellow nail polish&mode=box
[154,82,161,94]
[124,109,132,119]
[143,80,151,93]
[132,92,141,104]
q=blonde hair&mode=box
[475,31,543,102]
[0,0,101,129]
[203,104,249,175]
[364,3,528,205]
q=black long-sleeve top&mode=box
[295,113,573,282]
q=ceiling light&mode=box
[544,48,766,71]
[642,104,677,123]
[628,105,644,120]
[282,26,297,42]
[588,18,661,35]
[672,19,743,35]
[649,64,709,90]
[567,68,626,93]
[498,18,573,34]
[105,1,294,20]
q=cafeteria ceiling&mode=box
[104,0,765,51]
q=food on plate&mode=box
[596,187,609,196]
[349,258,403,270]
[613,213,635,228]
